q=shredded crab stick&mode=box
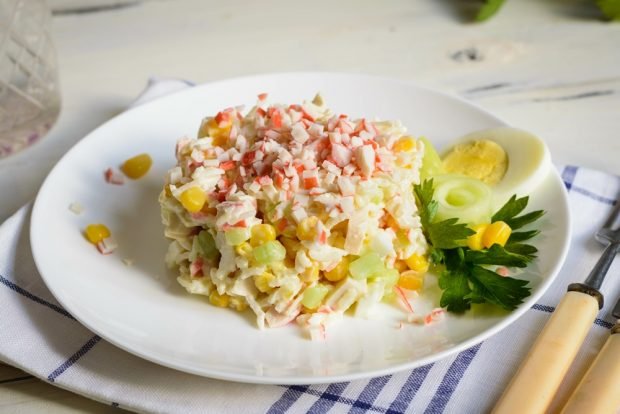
[84,224,117,255]
[159,93,432,339]
[104,168,125,185]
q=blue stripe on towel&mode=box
[561,165,578,190]
[423,344,482,414]
[571,186,617,206]
[307,382,349,413]
[386,363,433,414]
[0,273,75,320]
[348,375,392,414]
[266,385,309,414]
[48,335,101,382]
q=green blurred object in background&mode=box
[475,0,620,21]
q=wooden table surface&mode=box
[1,0,619,412]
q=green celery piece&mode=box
[371,268,400,289]
[252,240,286,264]
[419,137,445,181]
[197,230,218,260]
[349,253,385,279]
[302,284,330,309]
[224,228,250,246]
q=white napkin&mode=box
[1,79,619,414]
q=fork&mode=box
[560,296,620,414]
[493,198,620,414]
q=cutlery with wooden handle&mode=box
[560,297,620,414]
[492,200,620,414]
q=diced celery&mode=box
[349,253,385,279]
[225,227,250,246]
[372,268,400,289]
[197,230,218,260]
[252,240,286,264]
[302,284,329,309]
[419,136,444,180]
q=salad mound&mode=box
[159,94,429,338]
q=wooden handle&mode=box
[561,328,620,414]
[492,291,599,414]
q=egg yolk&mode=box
[442,139,508,185]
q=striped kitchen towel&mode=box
[1,79,619,414]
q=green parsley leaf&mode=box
[439,267,472,312]
[413,180,540,314]
[429,247,445,265]
[597,0,620,20]
[476,0,507,22]
[505,210,545,230]
[428,218,475,249]
[414,179,437,226]
[504,243,538,261]
[492,195,528,222]
[465,244,532,268]
[414,180,474,249]
[507,230,540,244]
[491,195,545,230]
[466,266,531,310]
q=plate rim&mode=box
[30,72,572,384]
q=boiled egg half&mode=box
[441,127,551,208]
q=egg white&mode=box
[444,127,551,209]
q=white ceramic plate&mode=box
[31,73,570,384]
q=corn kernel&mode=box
[198,118,231,147]
[482,221,512,248]
[254,272,275,293]
[467,224,489,251]
[121,153,152,179]
[209,291,230,308]
[324,256,350,282]
[297,216,319,241]
[393,136,416,152]
[331,220,348,234]
[300,262,320,283]
[328,232,346,249]
[405,254,429,273]
[179,187,206,213]
[201,205,218,216]
[280,237,301,259]
[84,224,111,244]
[318,210,330,223]
[250,223,277,247]
[235,242,253,258]
[398,270,425,291]
[394,260,408,273]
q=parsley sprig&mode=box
[414,179,544,312]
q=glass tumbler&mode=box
[0,0,60,158]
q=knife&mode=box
[560,297,620,414]
[492,198,620,414]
